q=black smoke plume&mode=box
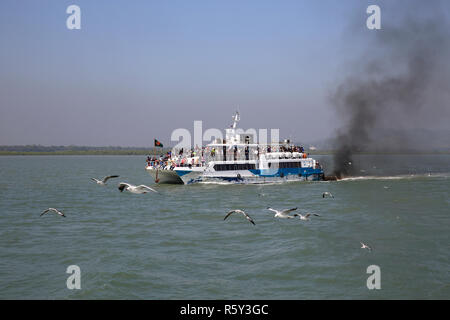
[332,2,450,178]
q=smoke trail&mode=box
[332,3,450,178]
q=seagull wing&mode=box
[137,185,158,193]
[102,175,119,183]
[266,207,278,214]
[242,212,256,225]
[245,216,255,225]
[118,183,131,192]
[224,210,237,221]
[40,209,50,216]
[305,213,311,218]
[281,207,298,214]
[53,209,66,217]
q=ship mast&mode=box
[225,111,241,144]
[231,111,240,129]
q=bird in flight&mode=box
[91,175,119,186]
[40,208,66,218]
[118,182,158,194]
[322,192,334,198]
[360,242,372,251]
[267,207,298,219]
[293,213,320,221]
[224,210,255,225]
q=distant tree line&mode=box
[0,145,171,155]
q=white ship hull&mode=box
[171,161,324,185]
[145,166,184,184]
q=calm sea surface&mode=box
[0,155,449,299]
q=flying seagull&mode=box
[40,208,66,218]
[118,182,158,194]
[91,175,119,185]
[293,213,321,221]
[360,242,372,251]
[322,192,334,198]
[224,210,255,225]
[267,207,298,219]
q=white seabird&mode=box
[224,210,255,225]
[40,208,66,218]
[322,192,334,198]
[267,207,298,219]
[118,182,158,194]
[360,242,372,251]
[91,175,119,185]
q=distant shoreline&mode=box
[0,151,159,156]
[0,144,171,156]
[0,146,171,156]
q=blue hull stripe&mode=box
[175,170,191,177]
[249,168,323,177]
[176,168,324,181]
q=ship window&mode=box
[269,162,302,168]
[214,163,255,171]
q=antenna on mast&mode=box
[232,110,240,129]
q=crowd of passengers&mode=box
[146,145,308,169]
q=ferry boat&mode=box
[145,112,325,184]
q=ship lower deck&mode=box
[175,167,324,185]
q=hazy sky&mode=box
[0,0,448,147]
